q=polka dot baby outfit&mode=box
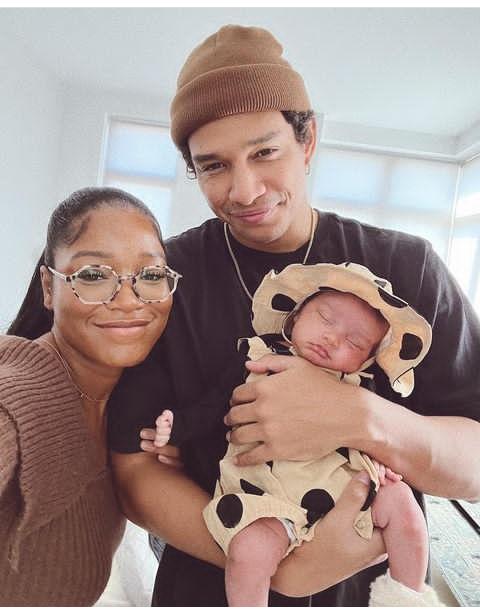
[203,262,432,556]
[203,336,379,555]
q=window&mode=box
[312,147,459,260]
[449,155,480,311]
[101,117,178,236]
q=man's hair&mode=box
[180,110,315,178]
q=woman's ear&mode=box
[40,265,53,310]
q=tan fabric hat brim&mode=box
[251,262,432,397]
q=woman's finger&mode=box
[140,439,157,452]
[157,454,183,469]
[140,427,156,441]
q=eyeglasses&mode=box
[48,264,182,305]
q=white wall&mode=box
[0,34,64,331]
[1,68,213,331]
[56,84,211,238]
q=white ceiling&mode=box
[2,7,480,138]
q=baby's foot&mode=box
[154,410,174,447]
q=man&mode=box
[108,25,480,606]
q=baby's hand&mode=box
[154,410,174,447]
[371,458,403,486]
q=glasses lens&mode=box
[136,266,174,301]
[72,266,117,303]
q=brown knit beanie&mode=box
[170,25,311,148]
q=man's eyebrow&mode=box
[192,130,281,164]
[246,130,281,147]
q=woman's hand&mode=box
[272,472,387,597]
[139,427,183,468]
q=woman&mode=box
[1,187,180,605]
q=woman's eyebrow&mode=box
[70,250,165,261]
[71,250,112,260]
[192,152,218,164]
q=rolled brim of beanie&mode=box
[170,64,311,147]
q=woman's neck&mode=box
[37,331,121,413]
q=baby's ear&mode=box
[40,265,53,310]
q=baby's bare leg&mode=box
[371,480,428,591]
[226,517,290,607]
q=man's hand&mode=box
[225,353,369,466]
[272,471,387,596]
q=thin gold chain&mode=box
[224,208,317,302]
[37,338,107,403]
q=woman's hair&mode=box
[180,110,315,177]
[7,186,163,339]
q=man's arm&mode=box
[110,450,386,597]
[358,389,480,501]
[227,355,480,502]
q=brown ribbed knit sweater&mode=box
[0,335,125,606]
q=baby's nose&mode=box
[324,330,340,347]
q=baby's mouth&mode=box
[309,343,330,359]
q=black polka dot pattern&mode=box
[360,480,377,512]
[336,447,349,460]
[240,479,265,496]
[301,489,335,526]
[374,278,388,288]
[216,494,244,528]
[377,287,408,308]
[238,339,250,359]
[400,333,423,360]
[271,293,297,312]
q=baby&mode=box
[155,263,442,607]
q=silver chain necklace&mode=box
[37,338,107,403]
[224,208,317,302]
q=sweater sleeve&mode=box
[0,408,18,497]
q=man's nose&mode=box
[228,163,266,206]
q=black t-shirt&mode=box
[107,210,480,607]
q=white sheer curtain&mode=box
[449,155,480,312]
[102,118,178,236]
[311,147,459,261]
